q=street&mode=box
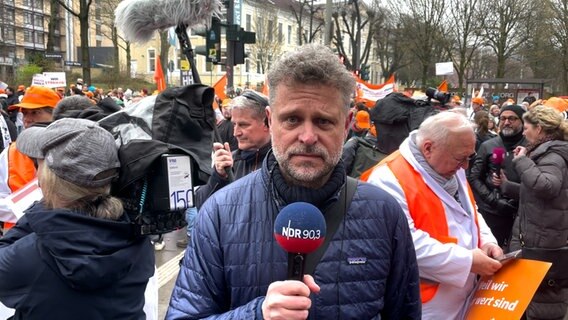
[155,229,187,319]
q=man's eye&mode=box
[286,117,298,124]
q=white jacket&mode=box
[367,133,497,320]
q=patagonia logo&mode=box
[347,257,367,265]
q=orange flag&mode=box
[213,74,227,101]
[437,80,448,92]
[154,55,166,92]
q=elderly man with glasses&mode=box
[367,111,503,320]
[467,104,527,247]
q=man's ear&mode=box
[422,140,434,158]
[266,106,272,128]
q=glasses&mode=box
[453,152,477,166]
[499,116,520,123]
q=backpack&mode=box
[347,136,388,178]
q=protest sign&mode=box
[465,259,551,320]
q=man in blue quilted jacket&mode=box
[166,44,421,319]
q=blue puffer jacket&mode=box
[167,162,421,319]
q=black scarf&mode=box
[267,152,346,208]
[500,130,524,151]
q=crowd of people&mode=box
[0,42,566,320]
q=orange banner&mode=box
[154,55,166,92]
[213,74,227,102]
[465,259,551,320]
[355,74,395,108]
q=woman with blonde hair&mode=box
[0,118,154,319]
[507,106,568,319]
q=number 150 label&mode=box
[167,156,194,210]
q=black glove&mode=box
[495,198,517,216]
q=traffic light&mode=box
[207,17,222,63]
[360,64,370,81]
[194,17,221,63]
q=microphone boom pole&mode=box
[175,23,201,84]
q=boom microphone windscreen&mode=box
[274,202,326,254]
[114,0,223,43]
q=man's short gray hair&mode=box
[267,44,355,112]
[416,111,474,147]
[229,91,268,121]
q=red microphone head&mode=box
[274,202,326,254]
[492,147,505,165]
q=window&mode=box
[245,14,251,31]
[23,30,33,42]
[96,40,102,47]
[278,23,282,43]
[24,12,32,25]
[3,27,15,41]
[23,0,32,6]
[148,49,156,72]
[96,23,101,36]
[34,31,43,43]
[34,0,43,9]
[256,17,262,40]
[267,20,273,42]
[287,25,292,44]
[5,8,15,23]
[256,53,261,73]
[34,14,43,27]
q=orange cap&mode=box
[0,89,4,94]
[221,98,232,108]
[8,86,61,111]
[544,97,568,112]
[355,110,371,129]
[472,97,485,105]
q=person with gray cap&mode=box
[0,118,154,320]
[468,104,527,247]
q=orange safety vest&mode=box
[370,150,480,303]
[5,143,36,230]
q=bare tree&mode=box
[545,0,568,92]
[289,0,324,45]
[480,0,537,78]
[249,4,284,74]
[331,0,379,71]
[97,0,132,75]
[159,30,169,85]
[56,0,93,84]
[441,0,486,91]
[389,0,447,87]
[373,14,408,80]
[46,0,59,52]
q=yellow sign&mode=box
[180,60,189,71]
[465,259,551,320]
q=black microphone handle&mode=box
[496,163,501,176]
[287,253,306,281]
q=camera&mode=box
[425,87,451,105]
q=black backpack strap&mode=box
[304,176,358,275]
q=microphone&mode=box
[274,202,326,281]
[491,147,505,175]
[114,0,223,43]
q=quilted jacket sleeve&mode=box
[165,198,264,320]
[381,195,421,319]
